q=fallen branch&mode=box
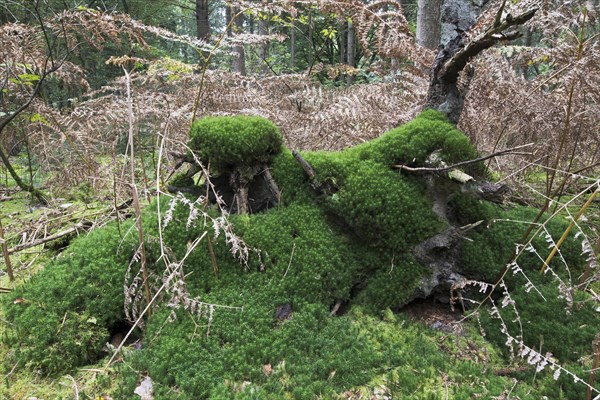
[0,287,11,293]
[7,221,93,255]
[395,143,533,173]
[292,150,316,180]
[293,150,338,196]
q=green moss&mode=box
[169,171,194,187]
[189,115,283,169]
[2,113,593,399]
[480,283,598,365]
[2,223,135,373]
[349,110,480,172]
[455,200,586,283]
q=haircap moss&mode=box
[189,115,283,169]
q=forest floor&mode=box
[0,163,598,399]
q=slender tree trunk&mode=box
[0,145,47,205]
[120,0,130,14]
[196,0,210,41]
[416,0,442,49]
[230,5,246,75]
[258,0,269,74]
[338,23,346,64]
[346,21,355,84]
[308,11,314,67]
[290,19,296,70]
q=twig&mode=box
[7,221,92,255]
[395,143,534,173]
[282,242,296,279]
[3,362,18,382]
[65,375,79,400]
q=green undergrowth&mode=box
[1,111,597,398]
[115,307,536,399]
[450,194,597,398]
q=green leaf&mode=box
[18,73,40,82]
[30,113,49,125]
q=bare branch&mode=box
[395,143,534,173]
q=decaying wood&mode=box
[292,150,338,196]
[426,1,538,123]
[235,185,249,215]
[261,168,281,203]
[7,221,93,255]
[329,299,343,316]
[5,199,133,256]
[292,150,316,180]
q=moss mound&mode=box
[189,115,283,169]
[2,111,595,398]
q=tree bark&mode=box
[290,19,296,69]
[425,2,537,124]
[416,0,443,49]
[258,0,269,74]
[196,0,210,41]
[230,5,246,75]
[0,145,47,205]
[346,21,355,84]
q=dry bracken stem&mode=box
[540,188,597,273]
[545,10,587,210]
[124,67,152,316]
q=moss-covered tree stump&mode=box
[169,115,283,213]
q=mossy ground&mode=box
[0,112,598,398]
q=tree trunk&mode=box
[0,144,47,205]
[416,0,443,49]
[258,0,269,74]
[290,19,296,69]
[346,21,355,84]
[425,2,537,124]
[230,5,246,75]
[440,0,487,46]
[195,0,210,41]
[120,0,130,14]
[338,23,346,64]
[308,11,314,67]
